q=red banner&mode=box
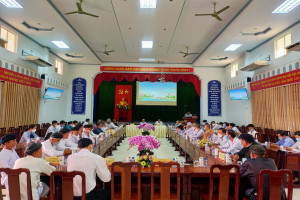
[114,85,132,122]
[250,69,300,91]
[100,66,194,73]
[0,67,42,88]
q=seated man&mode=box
[233,133,258,162]
[59,128,78,151]
[155,119,163,126]
[66,121,73,130]
[175,120,181,127]
[211,121,221,131]
[219,130,243,154]
[228,123,241,135]
[73,120,79,127]
[45,120,59,139]
[140,119,147,125]
[83,118,90,126]
[184,124,194,136]
[240,145,286,200]
[275,130,295,147]
[285,131,300,152]
[191,124,205,140]
[0,134,19,190]
[247,124,257,138]
[92,121,105,135]
[204,124,214,133]
[106,118,118,129]
[68,138,111,200]
[82,124,97,144]
[213,128,229,146]
[202,120,207,126]
[19,124,40,143]
[14,143,56,200]
[68,126,81,145]
[42,132,72,158]
[184,111,193,118]
[204,130,218,143]
[56,120,66,132]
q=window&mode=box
[0,26,17,53]
[275,33,291,58]
[55,60,63,75]
[231,63,238,78]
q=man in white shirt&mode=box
[191,124,205,140]
[175,120,181,127]
[155,119,163,126]
[19,124,40,143]
[83,119,90,126]
[0,134,19,190]
[285,131,300,152]
[204,130,219,143]
[58,128,78,151]
[228,123,241,135]
[184,112,193,118]
[219,130,243,154]
[42,132,72,158]
[212,121,222,131]
[56,120,66,132]
[68,126,81,145]
[14,143,56,200]
[140,119,147,125]
[106,118,118,129]
[184,124,194,137]
[246,124,257,138]
[45,120,59,139]
[82,125,97,145]
[68,138,111,200]
[213,128,229,146]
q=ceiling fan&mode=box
[97,45,115,55]
[195,2,230,21]
[179,47,199,57]
[65,0,99,18]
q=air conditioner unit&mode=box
[24,55,53,67]
[286,41,300,53]
[240,60,269,71]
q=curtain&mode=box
[286,83,300,134]
[0,81,40,129]
[94,81,199,122]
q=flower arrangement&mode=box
[128,135,161,156]
[115,104,130,110]
[138,123,155,136]
[136,153,156,168]
[197,139,211,148]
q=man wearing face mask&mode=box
[213,128,229,146]
[246,124,257,138]
[204,130,218,143]
[56,120,66,132]
[285,131,300,152]
[19,124,40,143]
[0,134,20,190]
[219,130,243,154]
[42,132,72,158]
[82,124,97,145]
[274,130,295,147]
[45,120,59,139]
[68,126,81,145]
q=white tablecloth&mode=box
[126,125,167,138]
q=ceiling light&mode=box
[51,41,69,49]
[139,58,155,62]
[142,41,153,48]
[272,0,300,13]
[224,44,242,51]
[0,0,23,8]
[140,0,157,8]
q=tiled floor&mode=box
[109,137,300,199]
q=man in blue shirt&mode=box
[19,124,39,143]
[276,130,295,147]
[92,121,105,135]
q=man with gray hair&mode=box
[13,143,56,200]
[239,145,287,200]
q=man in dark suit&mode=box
[239,145,287,200]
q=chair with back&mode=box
[0,168,32,200]
[257,169,293,200]
[201,164,240,200]
[111,162,141,200]
[50,171,86,200]
[150,161,180,200]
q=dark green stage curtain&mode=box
[95,81,199,122]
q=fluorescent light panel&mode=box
[140,0,157,8]
[139,58,155,62]
[272,0,300,13]
[51,41,69,49]
[142,41,153,48]
[0,0,22,8]
[224,44,242,51]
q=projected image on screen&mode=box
[136,82,177,106]
[228,88,248,100]
[44,88,64,100]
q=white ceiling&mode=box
[0,0,299,66]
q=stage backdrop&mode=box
[94,81,199,122]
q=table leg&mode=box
[188,175,192,200]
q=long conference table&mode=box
[125,124,167,138]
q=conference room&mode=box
[0,0,300,199]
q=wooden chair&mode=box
[201,164,240,200]
[7,127,15,134]
[0,168,32,200]
[255,133,265,143]
[0,128,6,135]
[151,162,180,200]
[111,162,141,200]
[257,169,293,200]
[50,171,86,200]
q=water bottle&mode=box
[64,156,68,166]
[203,158,207,168]
[212,147,215,156]
[199,157,204,167]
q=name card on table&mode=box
[45,157,60,164]
[219,152,225,161]
[104,158,114,166]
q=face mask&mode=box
[55,125,58,128]
[296,138,300,142]
[62,125,65,128]
[279,137,283,140]
[217,134,222,138]
[225,135,229,140]
[32,129,36,133]
[250,129,254,132]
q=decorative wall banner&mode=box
[208,80,222,116]
[114,85,132,122]
[0,67,42,88]
[100,66,194,73]
[250,68,300,91]
[71,78,86,115]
